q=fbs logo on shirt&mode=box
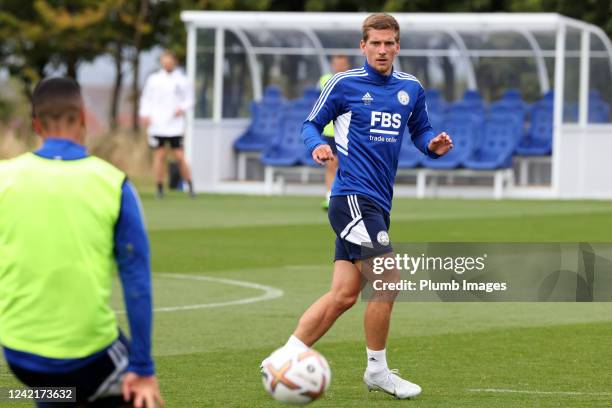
[362,92,373,105]
[371,111,401,129]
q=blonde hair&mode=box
[362,13,400,42]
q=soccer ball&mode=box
[261,347,331,405]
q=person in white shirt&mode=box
[139,50,195,198]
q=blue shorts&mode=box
[328,194,392,262]
[7,334,129,407]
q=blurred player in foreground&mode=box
[0,77,163,408]
[318,55,352,210]
[264,13,453,399]
[140,50,195,198]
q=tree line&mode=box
[0,0,609,132]
[0,0,267,131]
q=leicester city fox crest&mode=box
[397,90,409,105]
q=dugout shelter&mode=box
[181,11,612,199]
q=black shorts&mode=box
[8,334,129,407]
[321,135,338,155]
[152,135,183,149]
[328,194,392,262]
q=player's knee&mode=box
[331,289,358,311]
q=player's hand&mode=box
[174,108,185,117]
[140,116,151,128]
[122,372,164,408]
[428,132,453,156]
[312,144,335,165]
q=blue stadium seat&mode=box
[263,85,283,98]
[421,115,477,169]
[234,86,285,152]
[533,90,554,109]
[425,88,442,101]
[545,90,609,124]
[302,86,321,101]
[587,91,609,122]
[462,89,482,103]
[514,90,610,155]
[515,106,553,155]
[489,102,527,127]
[299,86,320,108]
[425,89,448,115]
[448,90,485,124]
[397,109,446,169]
[448,101,486,125]
[261,97,314,167]
[589,100,610,122]
[463,114,520,170]
[489,89,528,124]
[500,88,522,102]
[397,129,423,169]
[427,112,444,135]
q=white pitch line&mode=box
[467,388,612,397]
[115,273,284,314]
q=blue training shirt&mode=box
[302,61,439,213]
[3,138,155,376]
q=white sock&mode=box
[285,335,309,351]
[366,347,388,374]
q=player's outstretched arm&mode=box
[122,373,164,408]
[427,132,454,156]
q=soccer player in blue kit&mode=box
[263,13,453,399]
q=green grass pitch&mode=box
[1,194,611,407]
